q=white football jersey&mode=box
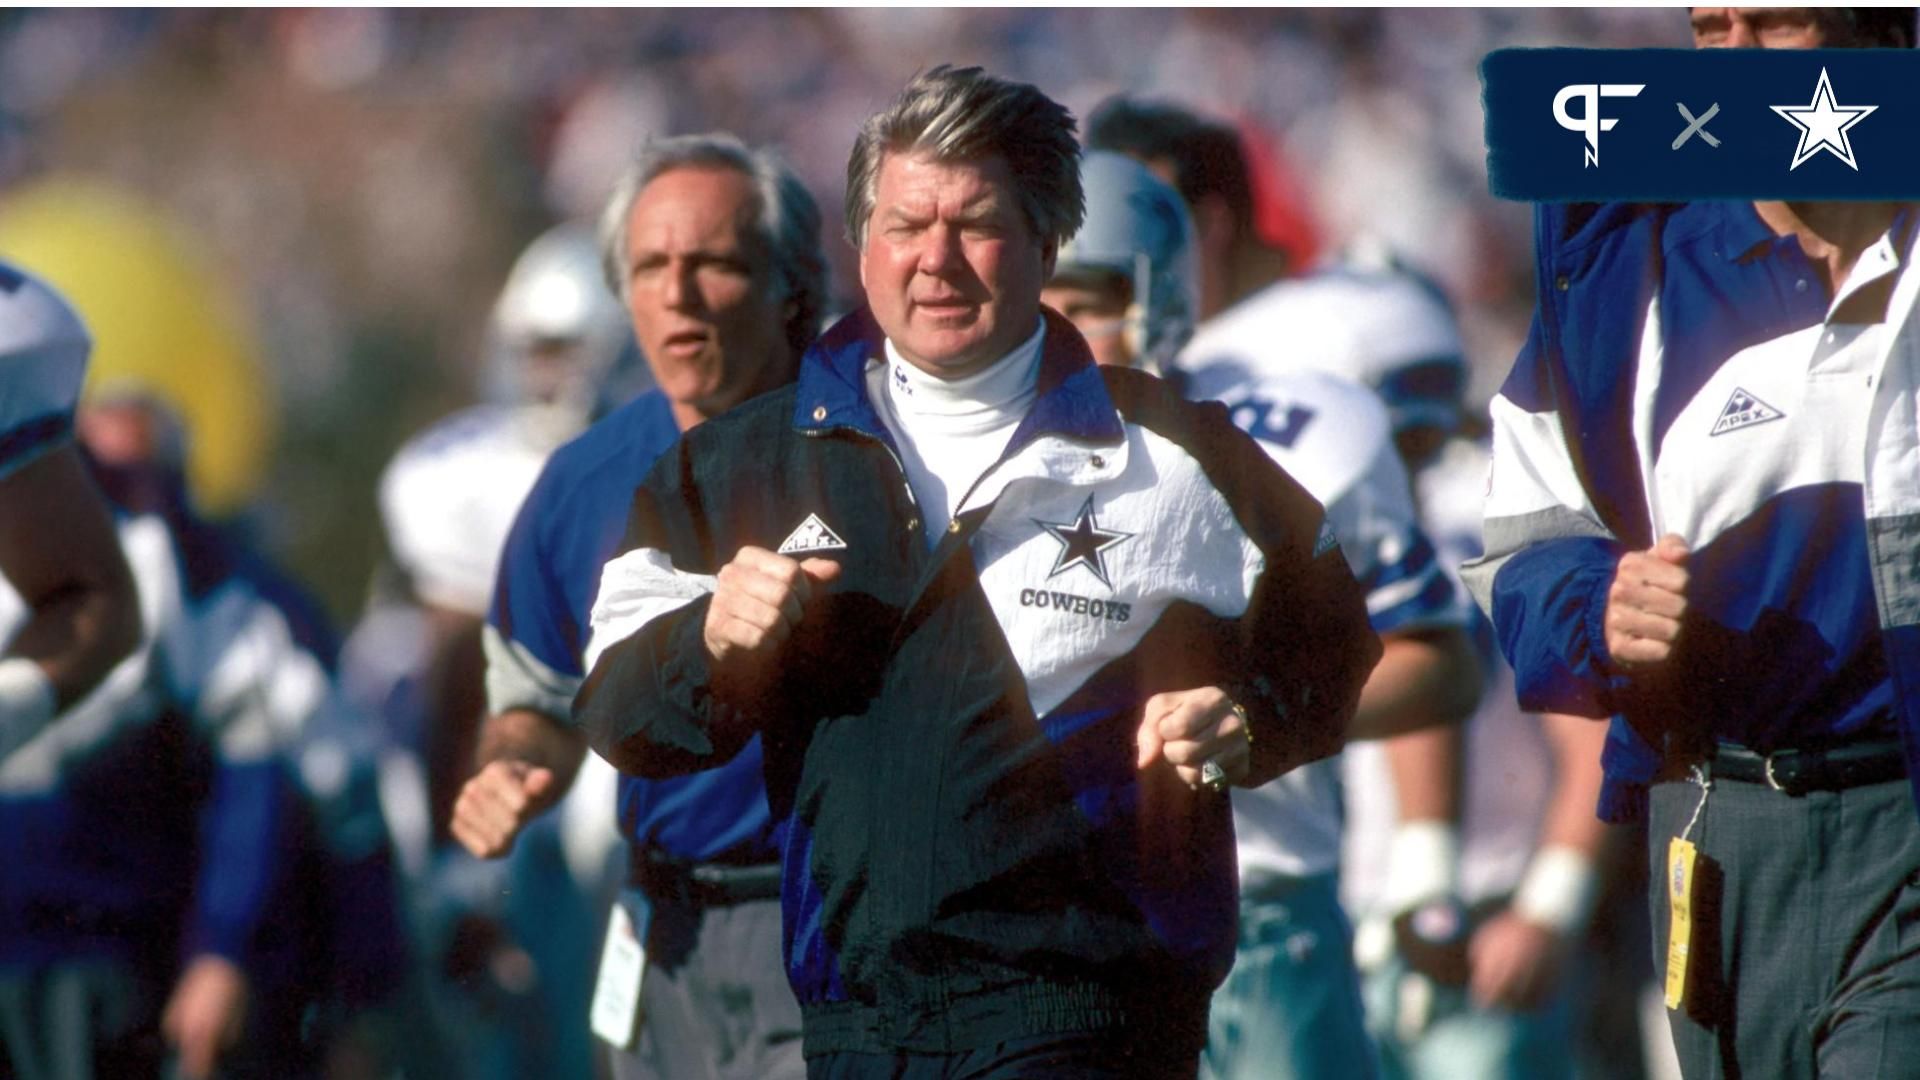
[1178,361,1465,882]
[373,400,622,887]
[1180,273,1475,887]
[1182,270,1465,395]
[378,405,553,617]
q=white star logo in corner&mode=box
[1770,67,1876,171]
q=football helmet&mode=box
[481,222,636,443]
[0,258,91,424]
[1053,151,1199,373]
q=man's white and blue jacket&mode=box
[575,309,1379,1057]
[1464,201,1920,822]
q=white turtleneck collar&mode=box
[881,319,1045,425]
[869,318,1045,541]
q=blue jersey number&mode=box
[1230,397,1316,449]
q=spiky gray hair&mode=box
[844,65,1083,254]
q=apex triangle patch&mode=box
[1709,386,1785,437]
[777,513,847,555]
[1313,520,1340,559]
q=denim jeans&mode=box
[1202,872,1380,1080]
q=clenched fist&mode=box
[451,760,559,859]
[1136,686,1251,790]
[1605,533,1690,669]
[703,546,843,669]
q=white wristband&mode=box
[1511,844,1599,934]
[1381,820,1461,913]
[0,657,57,761]
[1351,914,1396,973]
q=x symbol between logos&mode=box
[1673,102,1721,149]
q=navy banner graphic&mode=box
[1484,48,1920,200]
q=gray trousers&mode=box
[1648,772,1920,1078]
[611,888,804,1080]
[0,961,162,1080]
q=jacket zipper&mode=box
[799,421,928,1000]
[799,425,925,537]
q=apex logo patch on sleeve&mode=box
[1313,520,1340,558]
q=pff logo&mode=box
[1553,83,1645,167]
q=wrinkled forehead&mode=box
[630,165,767,249]
[874,149,1021,209]
[1688,7,1856,45]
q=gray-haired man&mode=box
[452,132,827,1079]
[575,66,1378,1078]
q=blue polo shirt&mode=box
[488,389,778,864]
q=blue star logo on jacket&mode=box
[1034,494,1133,589]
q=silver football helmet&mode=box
[481,221,638,445]
[1053,151,1199,373]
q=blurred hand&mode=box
[163,954,248,1080]
[1136,687,1249,789]
[1392,897,1473,987]
[702,547,842,670]
[1605,533,1690,669]
[451,759,559,858]
[1467,910,1568,1011]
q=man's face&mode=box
[859,151,1052,379]
[76,399,181,513]
[1690,7,1848,48]
[623,166,791,426]
[1041,274,1134,367]
[77,401,164,469]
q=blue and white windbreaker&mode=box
[0,506,311,972]
[1463,201,1920,821]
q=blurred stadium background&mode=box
[0,6,1681,628]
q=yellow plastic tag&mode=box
[1664,837,1698,1011]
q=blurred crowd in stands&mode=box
[0,7,1680,616]
[0,9,1694,1079]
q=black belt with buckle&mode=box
[633,852,783,907]
[1709,738,1907,796]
